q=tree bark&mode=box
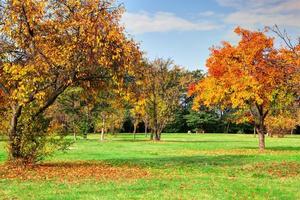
[157,132,161,141]
[8,105,23,160]
[155,133,161,141]
[73,132,77,141]
[111,126,115,135]
[73,121,77,141]
[255,123,266,150]
[144,122,148,137]
[226,122,230,133]
[100,116,105,141]
[251,104,268,150]
[133,122,138,140]
[153,129,161,141]
[150,130,154,140]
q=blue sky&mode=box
[119,0,300,71]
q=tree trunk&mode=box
[100,117,105,141]
[157,132,161,141]
[144,122,148,137]
[8,105,23,160]
[256,123,266,150]
[133,122,137,140]
[251,104,268,150]
[73,122,77,141]
[269,130,273,138]
[225,122,230,133]
[73,131,77,141]
[100,127,104,141]
[83,126,88,139]
[111,126,115,135]
[153,129,161,141]
[150,130,154,140]
[154,133,160,141]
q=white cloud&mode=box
[216,0,282,9]
[225,12,300,27]
[122,11,221,34]
[199,11,215,17]
[217,0,300,28]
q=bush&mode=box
[14,113,73,163]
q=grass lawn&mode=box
[1,133,300,200]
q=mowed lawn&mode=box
[1,134,300,200]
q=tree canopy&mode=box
[0,0,141,162]
[190,27,300,149]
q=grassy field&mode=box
[0,133,300,200]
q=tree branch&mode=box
[33,84,70,118]
[0,82,9,95]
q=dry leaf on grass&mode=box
[0,162,149,182]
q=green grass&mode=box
[1,133,300,200]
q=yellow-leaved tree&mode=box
[0,0,141,162]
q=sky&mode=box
[119,0,300,71]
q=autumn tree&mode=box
[94,90,126,141]
[144,59,184,141]
[0,0,140,162]
[164,70,206,133]
[130,99,146,139]
[53,87,100,140]
[190,27,299,150]
[53,87,84,140]
[266,112,299,137]
[128,60,149,139]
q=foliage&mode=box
[184,110,220,133]
[190,27,300,149]
[141,59,186,140]
[0,0,141,162]
[266,105,300,137]
[11,110,72,163]
[51,87,85,137]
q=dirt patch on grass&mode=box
[0,162,149,182]
[243,162,300,178]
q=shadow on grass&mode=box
[101,139,252,144]
[281,136,300,139]
[159,140,251,143]
[268,146,300,151]
[102,154,256,169]
[243,146,300,151]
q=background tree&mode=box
[184,109,220,133]
[266,102,300,137]
[51,87,84,141]
[94,90,126,141]
[144,59,184,141]
[164,70,204,133]
[130,99,146,139]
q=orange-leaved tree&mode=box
[190,27,299,150]
[0,0,141,162]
